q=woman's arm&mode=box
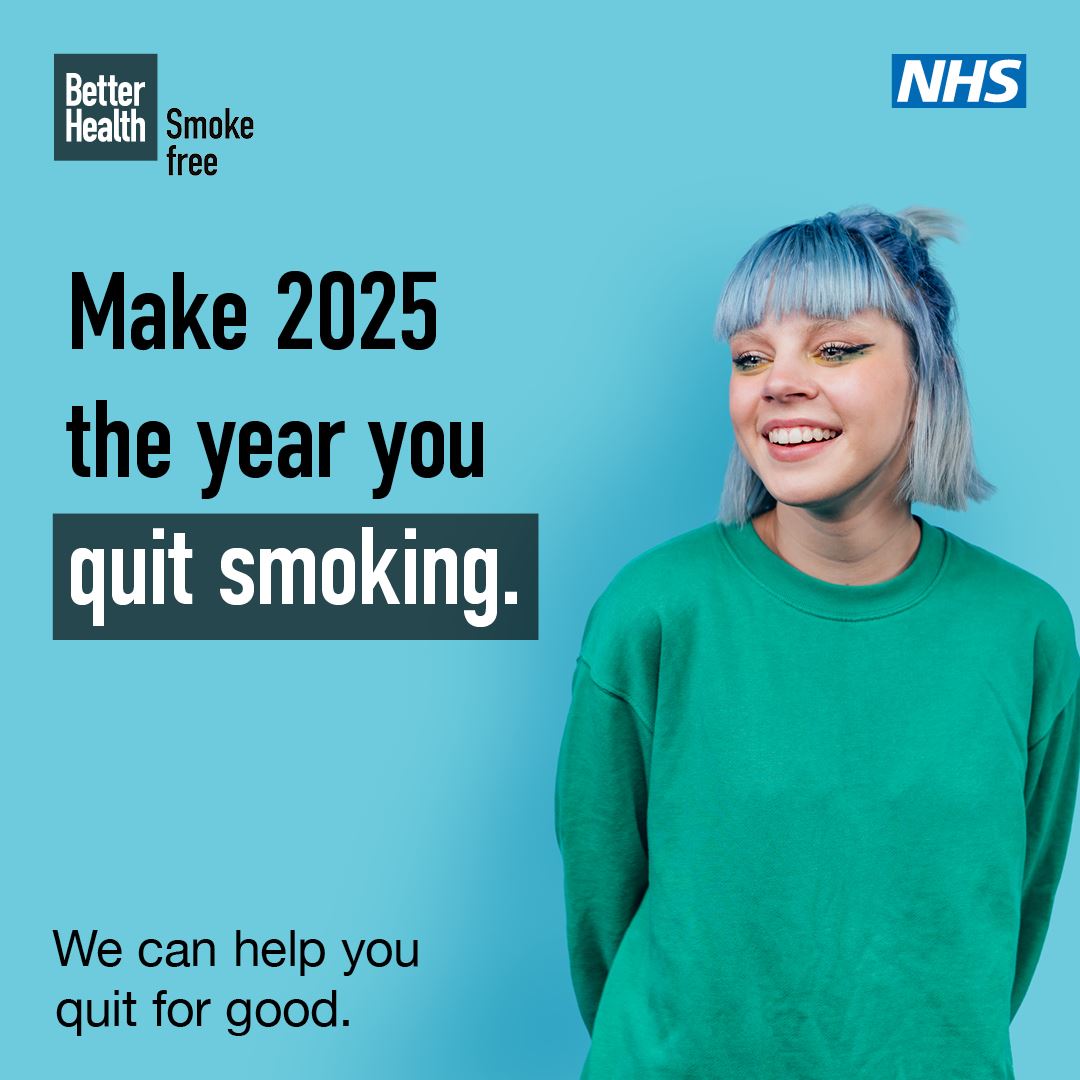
[1011,675,1080,1021]
[555,655,652,1034]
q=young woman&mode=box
[555,206,1080,1078]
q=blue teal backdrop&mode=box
[5,2,1078,1076]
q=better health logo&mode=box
[892,54,1026,108]
[54,54,158,160]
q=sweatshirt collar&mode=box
[716,513,949,621]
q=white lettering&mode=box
[984,59,1021,103]
[362,527,399,604]
[260,547,317,605]
[943,58,988,103]
[897,59,945,103]
[70,548,105,628]
[322,548,355,606]
[220,548,256,605]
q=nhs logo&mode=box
[892,54,1026,107]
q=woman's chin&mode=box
[760,476,854,510]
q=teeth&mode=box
[768,426,840,445]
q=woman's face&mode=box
[727,307,916,515]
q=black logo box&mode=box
[54,53,157,160]
[53,513,539,640]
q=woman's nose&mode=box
[761,351,818,399]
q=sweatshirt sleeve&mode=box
[555,656,652,1035]
[1011,674,1080,1021]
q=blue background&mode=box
[5,1,1078,1076]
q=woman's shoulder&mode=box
[577,523,717,698]
[593,522,718,605]
[579,523,716,642]
[949,524,1080,732]
[941,524,1074,620]
[940,524,1079,691]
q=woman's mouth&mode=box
[762,428,843,462]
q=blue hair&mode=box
[714,205,995,523]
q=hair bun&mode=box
[896,206,962,247]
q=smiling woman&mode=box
[555,205,1080,1079]
[715,207,992,540]
[726,305,924,577]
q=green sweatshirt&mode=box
[555,514,1080,1079]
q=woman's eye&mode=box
[732,343,872,370]
[732,354,767,371]
[816,343,869,362]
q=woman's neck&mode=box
[751,504,922,586]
